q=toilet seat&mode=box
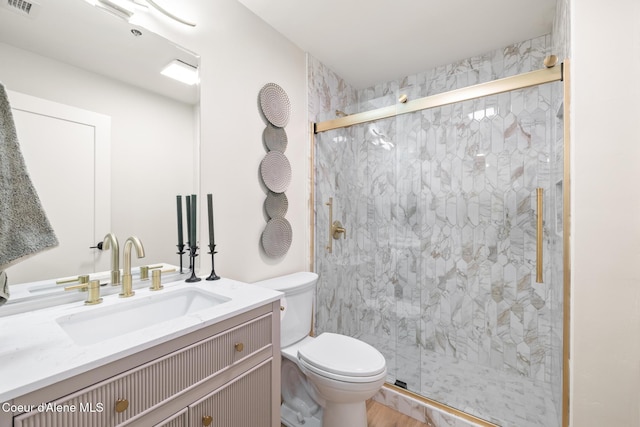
[297,333,386,382]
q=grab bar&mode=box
[536,188,543,283]
[326,198,334,253]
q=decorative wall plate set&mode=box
[259,82,292,257]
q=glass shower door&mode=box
[410,82,563,427]
[314,79,564,427]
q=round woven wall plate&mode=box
[259,83,291,128]
[262,217,292,258]
[263,124,288,153]
[265,191,288,218]
[260,151,291,193]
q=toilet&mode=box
[254,272,387,427]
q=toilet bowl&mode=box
[253,272,387,427]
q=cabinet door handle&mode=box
[202,415,213,426]
[234,342,244,352]
[114,398,129,413]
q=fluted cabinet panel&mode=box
[189,361,272,427]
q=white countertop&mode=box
[0,277,282,402]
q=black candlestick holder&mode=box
[176,244,186,274]
[206,243,220,281]
[185,245,201,282]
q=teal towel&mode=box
[0,83,58,273]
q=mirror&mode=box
[0,0,199,309]
[0,0,199,105]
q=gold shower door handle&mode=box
[536,188,543,283]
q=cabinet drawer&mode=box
[189,360,272,427]
[14,313,272,427]
[154,408,187,427]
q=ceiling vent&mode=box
[2,0,42,18]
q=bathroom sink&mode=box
[55,287,230,346]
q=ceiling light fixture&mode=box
[145,0,195,27]
[85,0,196,27]
[93,0,135,21]
[161,60,199,85]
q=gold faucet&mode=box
[120,236,145,298]
[64,280,103,305]
[149,269,164,291]
[139,264,163,280]
[56,274,90,285]
[326,197,347,253]
[332,221,347,239]
[102,233,120,286]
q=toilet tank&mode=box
[253,272,318,347]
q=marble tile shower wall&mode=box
[307,54,358,121]
[310,34,563,427]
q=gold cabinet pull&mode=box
[114,398,129,413]
[234,342,244,352]
[202,415,213,426]
[536,188,543,283]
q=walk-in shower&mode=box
[311,48,569,427]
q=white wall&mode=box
[0,42,196,271]
[137,0,308,282]
[571,0,640,425]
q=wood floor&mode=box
[281,400,430,427]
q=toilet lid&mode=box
[297,333,386,377]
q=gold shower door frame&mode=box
[310,60,571,427]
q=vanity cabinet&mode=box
[7,302,280,427]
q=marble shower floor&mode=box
[417,351,557,427]
[369,336,559,427]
